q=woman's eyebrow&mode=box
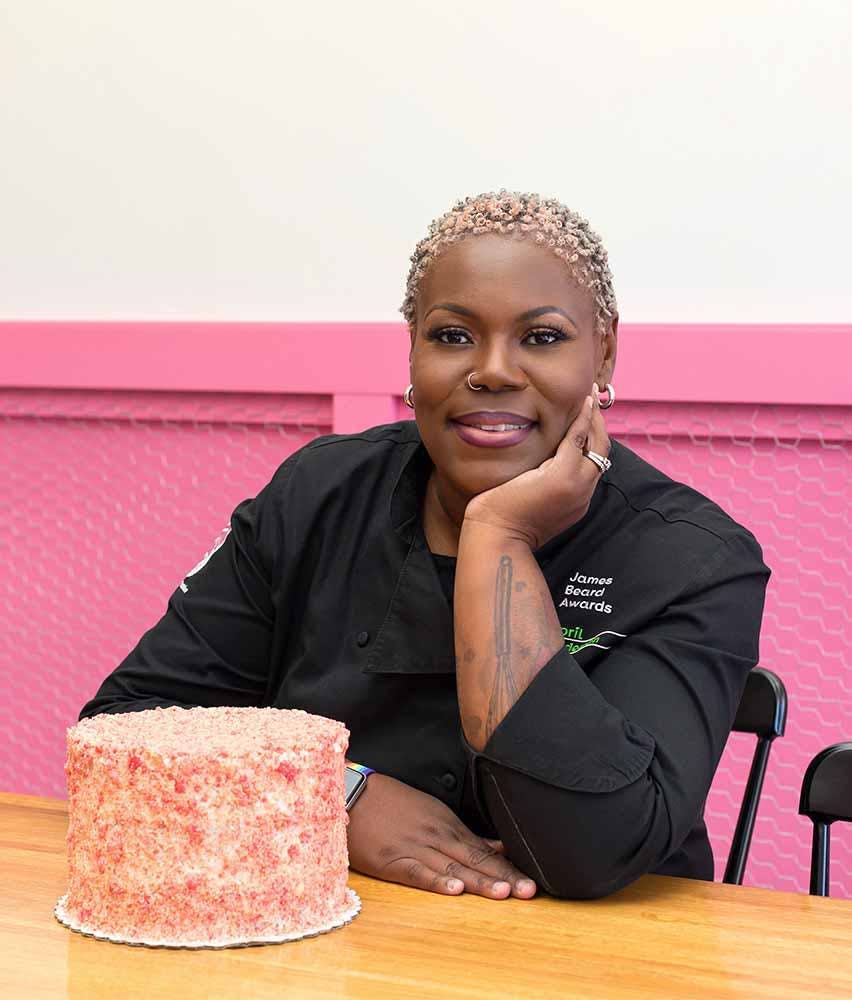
[424,302,577,326]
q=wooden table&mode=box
[3,793,852,998]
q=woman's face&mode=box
[410,233,617,501]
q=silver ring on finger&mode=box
[584,450,612,474]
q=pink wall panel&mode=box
[2,323,850,899]
[1,390,331,796]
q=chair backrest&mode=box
[723,667,788,885]
[798,742,852,896]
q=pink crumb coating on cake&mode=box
[62,706,352,945]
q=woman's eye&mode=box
[525,328,567,345]
[431,328,472,345]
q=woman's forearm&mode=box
[454,519,564,751]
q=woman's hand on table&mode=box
[463,384,610,551]
[347,772,537,899]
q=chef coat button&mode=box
[356,631,370,647]
[440,772,457,791]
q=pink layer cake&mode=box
[56,706,360,947]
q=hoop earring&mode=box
[598,383,615,409]
[467,372,484,391]
[403,384,415,409]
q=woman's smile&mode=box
[450,410,538,448]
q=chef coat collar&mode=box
[388,427,433,544]
[366,429,456,674]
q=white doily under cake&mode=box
[54,887,361,949]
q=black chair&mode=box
[722,667,788,885]
[798,742,852,896]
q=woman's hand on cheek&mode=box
[347,773,537,899]
[463,387,610,551]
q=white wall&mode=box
[1,0,849,322]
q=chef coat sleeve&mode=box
[78,454,297,720]
[465,532,769,899]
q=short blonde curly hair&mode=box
[400,189,617,336]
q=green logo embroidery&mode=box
[561,624,627,654]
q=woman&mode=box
[80,191,769,900]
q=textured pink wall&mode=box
[2,324,850,898]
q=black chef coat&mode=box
[80,419,770,899]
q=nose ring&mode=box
[467,372,484,391]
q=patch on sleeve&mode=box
[179,525,231,593]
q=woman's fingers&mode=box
[550,389,596,474]
[587,386,611,459]
[566,391,595,454]
[421,849,513,898]
[381,856,466,896]
[445,837,537,898]
[554,385,610,475]
[378,838,537,900]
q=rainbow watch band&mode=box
[347,763,375,778]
